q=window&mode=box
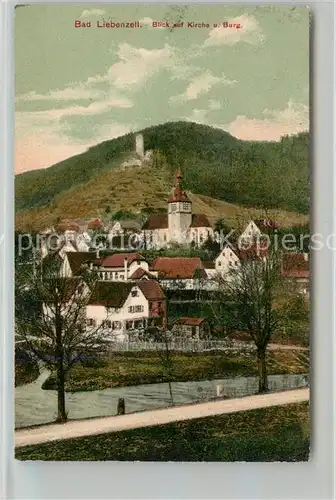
[183,202,190,211]
[218,261,222,267]
[171,203,176,212]
[112,321,121,330]
[131,289,139,297]
[120,274,124,280]
[102,320,112,328]
[164,233,167,242]
[87,318,96,327]
[128,305,144,313]
[115,272,119,279]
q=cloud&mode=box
[79,9,105,19]
[186,108,208,124]
[15,111,130,174]
[226,101,309,141]
[170,71,236,103]
[209,99,221,110]
[16,86,104,102]
[87,43,175,90]
[204,15,264,47]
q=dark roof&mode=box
[202,261,216,269]
[190,213,212,228]
[66,252,97,275]
[142,214,168,230]
[101,252,146,268]
[253,219,279,230]
[175,317,205,326]
[88,282,134,307]
[151,257,204,279]
[138,280,165,300]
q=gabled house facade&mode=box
[86,280,166,341]
[239,219,278,243]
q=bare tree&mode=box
[218,248,284,393]
[15,254,110,422]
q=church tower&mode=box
[167,168,192,244]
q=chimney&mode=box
[124,257,128,280]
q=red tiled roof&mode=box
[190,213,212,228]
[237,245,269,261]
[151,257,203,279]
[87,218,104,230]
[142,214,168,230]
[281,252,309,279]
[282,252,309,271]
[175,317,205,326]
[281,270,309,279]
[253,219,279,230]
[129,268,156,280]
[101,252,146,268]
[138,280,165,300]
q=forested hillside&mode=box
[15,121,309,230]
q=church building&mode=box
[141,168,214,249]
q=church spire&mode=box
[167,168,191,203]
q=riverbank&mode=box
[15,401,309,461]
[42,349,305,392]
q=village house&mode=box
[151,257,215,290]
[281,252,309,297]
[172,317,209,340]
[59,251,98,277]
[142,168,214,249]
[214,242,268,278]
[239,219,279,243]
[93,252,157,281]
[86,279,166,341]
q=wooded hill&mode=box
[15,121,309,231]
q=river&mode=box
[15,370,307,429]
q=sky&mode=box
[15,5,309,174]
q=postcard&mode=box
[14,4,310,461]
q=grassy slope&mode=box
[42,349,306,392]
[15,162,308,232]
[15,402,310,461]
[15,122,309,231]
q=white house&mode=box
[142,168,214,249]
[86,279,166,341]
[94,252,158,281]
[215,243,241,276]
[240,219,278,243]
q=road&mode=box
[15,387,309,448]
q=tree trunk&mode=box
[56,363,67,422]
[55,314,67,423]
[257,348,268,393]
[168,381,174,406]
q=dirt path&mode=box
[15,387,309,448]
